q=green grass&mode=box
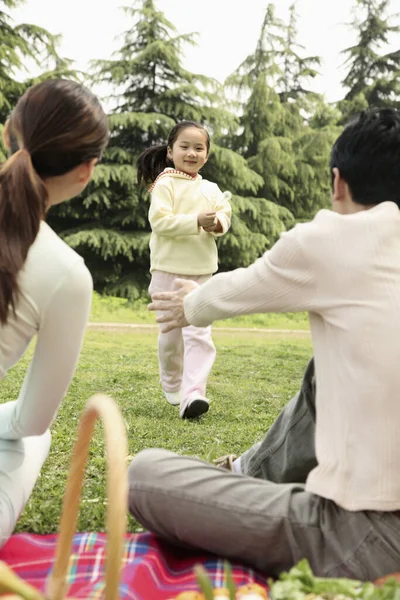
[0,329,312,535]
[90,292,310,330]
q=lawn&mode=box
[90,292,310,331]
[0,329,312,535]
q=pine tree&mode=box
[279,3,321,106]
[225,4,286,158]
[47,0,294,299]
[340,0,400,118]
[280,5,340,219]
[225,2,334,219]
[284,107,341,219]
[0,0,76,124]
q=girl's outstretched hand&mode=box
[149,279,199,333]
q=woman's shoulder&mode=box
[20,222,92,304]
[30,221,85,268]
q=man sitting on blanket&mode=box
[128,108,400,582]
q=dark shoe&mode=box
[181,397,209,419]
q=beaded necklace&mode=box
[148,168,199,192]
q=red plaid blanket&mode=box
[0,532,269,599]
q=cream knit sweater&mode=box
[184,202,400,511]
[148,169,232,275]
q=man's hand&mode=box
[148,279,199,333]
[198,212,216,228]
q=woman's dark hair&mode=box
[0,78,109,325]
[137,121,210,187]
[330,108,400,206]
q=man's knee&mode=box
[128,449,174,487]
[128,449,175,521]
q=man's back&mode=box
[302,202,400,509]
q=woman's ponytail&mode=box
[0,149,48,324]
[137,145,170,188]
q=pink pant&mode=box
[149,271,216,404]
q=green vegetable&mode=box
[223,561,237,600]
[195,564,215,600]
[270,559,400,600]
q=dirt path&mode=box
[88,322,310,338]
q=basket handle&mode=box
[0,561,44,600]
[46,394,128,600]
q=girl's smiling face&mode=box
[167,127,208,175]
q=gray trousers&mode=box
[128,359,400,580]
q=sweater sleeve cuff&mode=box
[0,401,19,439]
[186,214,201,235]
[184,289,211,327]
[211,213,230,237]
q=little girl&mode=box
[137,121,232,419]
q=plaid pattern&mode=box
[0,532,269,599]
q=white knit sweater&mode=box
[0,221,92,439]
[184,202,400,511]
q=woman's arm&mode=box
[0,260,92,439]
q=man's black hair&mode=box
[330,108,400,207]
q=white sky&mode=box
[9,0,400,104]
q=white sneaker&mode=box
[180,395,210,419]
[164,390,181,406]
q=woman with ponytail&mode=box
[0,79,109,547]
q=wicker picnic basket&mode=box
[0,393,128,600]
